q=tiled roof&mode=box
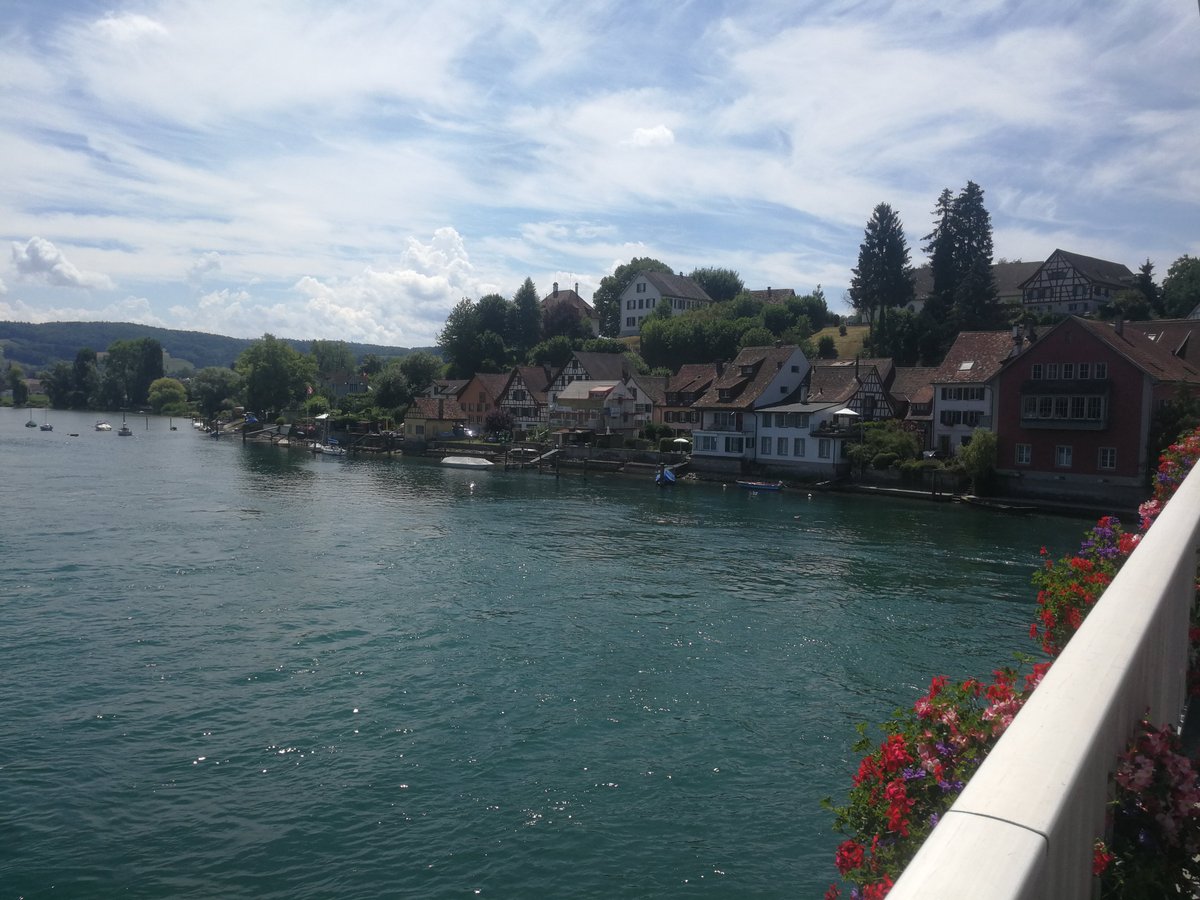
[667,363,720,396]
[557,380,618,401]
[818,356,894,389]
[912,261,1041,301]
[641,271,713,302]
[1126,319,1200,367]
[541,286,596,316]
[408,397,465,420]
[569,351,630,382]
[696,345,803,409]
[806,365,862,405]
[1019,250,1134,290]
[890,367,937,402]
[1070,318,1200,383]
[428,379,468,397]
[472,373,511,399]
[932,331,1023,384]
[632,374,668,405]
[506,365,552,403]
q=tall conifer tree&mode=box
[849,202,914,353]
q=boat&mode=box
[118,412,132,436]
[736,479,784,492]
[442,456,494,469]
[95,420,113,431]
[39,408,52,431]
[655,466,677,486]
[25,409,37,428]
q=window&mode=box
[793,438,806,457]
[701,435,717,452]
[1055,445,1073,468]
[415,424,425,435]
[1094,362,1107,379]
[1078,363,1090,380]
[636,282,646,293]
[777,437,788,456]
[1070,396,1085,418]
[724,436,744,454]
[1054,397,1068,418]
[625,317,636,327]
[818,438,831,459]
[1022,396,1038,417]
[1047,363,1060,379]
[1016,443,1032,465]
[1062,363,1074,380]
[1099,447,1116,470]
[791,365,800,373]
[1087,397,1103,419]
[637,298,644,310]
[1039,397,1053,418]
[760,436,772,455]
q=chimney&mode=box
[553,282,559,297]
[438,398,444,420]
[574,282,579,294]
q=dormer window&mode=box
[740,365,755,376]
[718,389,732,401]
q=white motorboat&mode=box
[441,456,494,469]
[95,421,113,432]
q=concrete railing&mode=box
[890,461,1200,899]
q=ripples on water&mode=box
[0,409,1086,898]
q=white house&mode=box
[617,271,713,337]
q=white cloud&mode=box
[623,125,675,148]
[92,12,169,43]
[10,237,115,290]
[187,252,222,285]
[0,292,165,325]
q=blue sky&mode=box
[1,0,1197,348]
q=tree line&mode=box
[849,182,1200,366]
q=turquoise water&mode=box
[0,408,1085,898]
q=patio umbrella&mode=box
[672,437,692,444]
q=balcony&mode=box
[888,460,1200,899]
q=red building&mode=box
[993,317,1200,506]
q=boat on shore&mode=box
[442,456,494,469]
[737,479,784,492]
[655,466,677,486]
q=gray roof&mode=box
[640,271,713,302]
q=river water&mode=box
[0,407,1088,898]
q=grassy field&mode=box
[813,323,870,360]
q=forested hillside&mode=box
[0,321,423,372]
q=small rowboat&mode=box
[736,479,783,492]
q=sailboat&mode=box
[25,407,37,427]
[39,407,53,431]
[118,411,133,436]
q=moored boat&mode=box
[442,456,494,469]
[736,479,783,492]
[95,420,113,431]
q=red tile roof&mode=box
[932,331,1023,384]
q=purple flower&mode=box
[938,779,964,793]
[902,767,926,781]
[929,812,940,828]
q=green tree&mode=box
[849,202,915,346]
[147,377,188,413]
[476,293,511,341]
[688,266,744,303]
[42,361,74,407]
[953,255,1002,331]
[1162,255,1200,319]
[509,278,542,356]
[957,428,998,495]
[438,297,485,377]
[309,340,355,379]
[8,363,28,406]
[190,367,242,420]
[371,365,412,411]
[921,187,957,327]
[105,337,164,406]
[738,325,775,349]
[1135,259,1161,317]
[484,407,514,437]
[592,257,675,336]
[542,301,593,341]
[397,351,442,396]
[236,334,315,416]
[528,335,575,368]
[71,348,99,409]
[789,287,829,331]
[361,354,386,376]
[817,335,838,359]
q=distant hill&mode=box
[0,321,430,372]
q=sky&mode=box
[1,0,1197,350]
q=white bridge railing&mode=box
[890,461,1200,899]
